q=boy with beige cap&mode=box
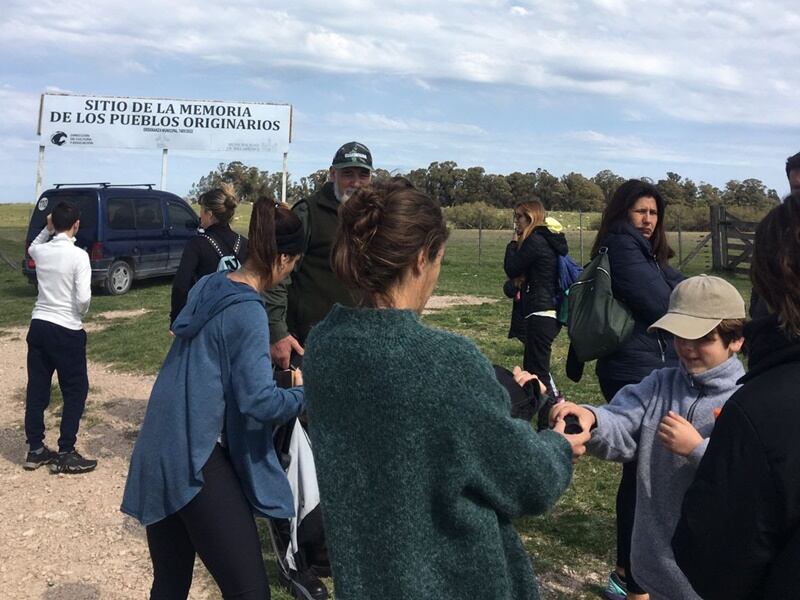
[551,275,746,600]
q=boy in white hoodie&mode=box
[552,275,746,600]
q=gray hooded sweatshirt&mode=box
[585,355,745,600]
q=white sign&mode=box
[38,94,292,155]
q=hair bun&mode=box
[343,188,384,253]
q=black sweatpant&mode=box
[146,444,270,600]
[24,319,89,453]
[599,377,645,595]
[522,315,561,428]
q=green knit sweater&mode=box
[304,305,573,600]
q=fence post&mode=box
[677,211,683,266]
[579,210,584,264]
[710,205,722,271]
[477,210,483,267]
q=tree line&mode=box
[189,160,781,213]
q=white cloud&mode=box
[1,0,796,128]
[0,87,41,133]
[327,112,486,136]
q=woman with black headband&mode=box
[122,198,307,600]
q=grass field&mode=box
[0,203,751,599]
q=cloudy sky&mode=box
[1,0,798,202]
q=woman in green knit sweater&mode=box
[303,178,587,600]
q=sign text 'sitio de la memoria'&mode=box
[39,94,292,155]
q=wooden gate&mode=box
[709,205,759,275]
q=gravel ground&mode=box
[0,321,215,600]
[0,296,500,599]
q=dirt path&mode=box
[0,320,215,600]
[0,295,497,599]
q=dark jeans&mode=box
[25,319,88,453]
[146,444,270,600]
[599,377,646,595]
[523,315,561,427]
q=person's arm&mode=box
[226,302,305,424]
[569,374,655,463]
[453,346,573,518]
[672,400,781,600]
[658,411,706,464]
[265,200,309,367]
[27,225,53,258]
[606,233,674,324]
[170,239,201,327]
[503,236,539,280]
[74,252,91,317]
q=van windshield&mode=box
[28,192,98,247]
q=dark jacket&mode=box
[672,315,800,600]
[503,279,526,342]
[265,182,359,345]
[595,221,684,384]
[170,223,248,325]
[504,226,568,315]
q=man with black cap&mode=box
[263,142,372,600]
[266,141,373,368]
[786,151,800,197]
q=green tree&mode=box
[506,171,538,205]
[592,169,625,205]
[534,169,569,209]
[561,172,605,211]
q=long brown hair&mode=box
[751,195,800,336]
[591,179,674,265]
[514,200,546,247]
[244,196,302,292]
[332,177,449,307]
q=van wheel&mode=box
[105,261,133,295]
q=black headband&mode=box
[276,226,305,254]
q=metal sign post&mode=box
[34,145,45,200]
[282,152,288,204]
[160,148,168,190]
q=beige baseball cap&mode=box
[648,275,746,339]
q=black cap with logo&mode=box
[331,141,373,171]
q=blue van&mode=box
[23,183,200,295]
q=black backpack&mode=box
[566,247,634,363]
[202,233,243,272]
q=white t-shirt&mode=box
[28,228,91,330]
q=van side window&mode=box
[168,202,199,230]
[108,198,135,230]
[135,198,164,230]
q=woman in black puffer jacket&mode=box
[590,179,684,600]
[504,200,568,425]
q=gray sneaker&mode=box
[24,446,58,470]
[50,450,97,474]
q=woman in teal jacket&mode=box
[303,178,587,600]
[122,198,306,600]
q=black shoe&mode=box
[24,446,58,470]
[278,568,328,600]
[50,450,97,474]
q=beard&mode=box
[333,183,355,203]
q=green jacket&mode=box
[304,305,573,600]
[265,182,358,344]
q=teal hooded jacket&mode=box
[122,271,305,526]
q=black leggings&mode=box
[146,444,270,600]
[523,315,561,428]
[599,377,646,595]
